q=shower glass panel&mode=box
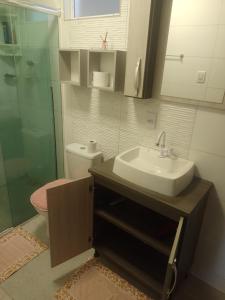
[0,3,58,230]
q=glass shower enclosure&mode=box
[0,3,62,231]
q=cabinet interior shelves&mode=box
[0,14,17,18]
[0,43,19,46]
[0,43,21,56]
[95,206,173,256]
[87,49,126,92]
[59,48,87,87]
[59,48,126,91]
[94,223,168,296]
[94,193,178,295]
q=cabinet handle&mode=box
[134,57,141,96]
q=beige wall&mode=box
[59,0,225,293]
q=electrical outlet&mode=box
[197,71,206,84]
[146,111,157,129]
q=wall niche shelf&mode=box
[0,11,21,57]
[0,44,21,57]
[87,50,126,92]
[59,49,87,87]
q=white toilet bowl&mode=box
[30,179,72,236]
[30,143,103,237]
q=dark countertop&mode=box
[89,158,212,221]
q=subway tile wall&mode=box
[59,0,129,49]
[59,0,225,293]
[62,85,196,160]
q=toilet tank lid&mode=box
[66,143,102,160]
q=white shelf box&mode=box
[59,49,87,86]
[0,13,21,56]
[87,50,126,92]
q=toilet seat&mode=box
[30,179,72,212]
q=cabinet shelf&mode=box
[95,198,176,256]
[95,225,168,295]
[0,43,21,56]
[0,14,17,18]
[59,49,87,87]
[87,49,126,92]
[61,80,80,86]
[0,43,19,46]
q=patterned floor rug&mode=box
[0,227,47,283]
[55,259,151,300]
[0,288,12,300]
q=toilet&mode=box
[30,143,103,234]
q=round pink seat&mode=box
[30,179,72,212]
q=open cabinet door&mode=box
[162,217,184,299]
[47,176,93,267]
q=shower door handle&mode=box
[4,73,17,79]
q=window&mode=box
[64,0,120,19]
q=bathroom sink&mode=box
[113,146,194,197]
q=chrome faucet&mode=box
[156,131,166,148]
[156,131,169,158]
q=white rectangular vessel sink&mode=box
[113,146,194,197]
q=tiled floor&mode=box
[174,275,225,300]
[0,215,94,300]
[0,215,225,300]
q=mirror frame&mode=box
[153,0,225,110]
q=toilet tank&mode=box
[65,143,103,179]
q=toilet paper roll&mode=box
[87,140,97,153]
[93,71,109,88]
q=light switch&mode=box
[197,71,206,84]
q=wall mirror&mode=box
[155,0,225,109]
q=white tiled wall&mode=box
[59,0,225,293]
[59,0,129,50]
[161,0,225,104]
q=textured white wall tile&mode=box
[62,113,74,145]
[118,130,142,153]
[97,126,120,160]
[59,0,129,50]
[120,98,159,137]
[157,102,196,157]
[63,86,196,160]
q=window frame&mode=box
[63,0,121,20]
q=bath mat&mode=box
[55,259,151,300]
[0,288,12,300]
[0,227,47,283]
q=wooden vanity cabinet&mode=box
[47,159,212,300]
